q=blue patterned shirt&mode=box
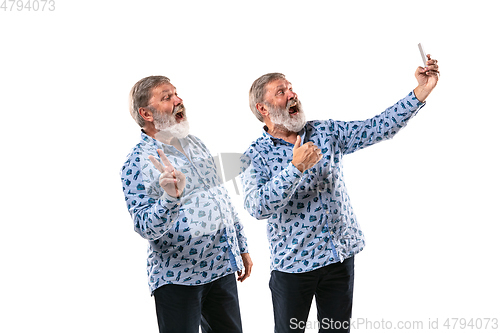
[121,132,248,294]
[240,91,424,273]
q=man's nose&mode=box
[174,95,183,105]
[288,91,297,100]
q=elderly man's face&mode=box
[148,83,185,121]
[148,83,189,138]
[263,79,306,132]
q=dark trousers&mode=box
[154,273,243,333]
[269,256,355,333]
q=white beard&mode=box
[153,105,190,140]
[267,100,306,133]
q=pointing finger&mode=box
[157,149,173,166]
[157,149,175,172]
[148,155,165,173]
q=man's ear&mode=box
[256,103,268,118]
[139,107,154,123]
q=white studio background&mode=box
[1,1,499,332]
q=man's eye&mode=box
[277,90,283,95]
[162,96,171,101]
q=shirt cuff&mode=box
[409,90,426,108]
[287,162,303,177]
[159,191,182,209]
[238,239,249,254]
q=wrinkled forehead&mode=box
[150,82,176,99]
[265,78,292,96]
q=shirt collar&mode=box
[140,130,160,149]
[261,125,306,146]
[140,130,187,153]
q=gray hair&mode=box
[249,72,286,122]
[129,75,171,128]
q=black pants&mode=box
[269,256,355,333]
[154,273,243,333]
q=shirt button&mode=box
[330,230,334,235]
[326,210,330,214]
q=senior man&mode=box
[121,75,252,333]
[240,57,439,332]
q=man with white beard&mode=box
[241,59,439,333]
[121,75,252,333]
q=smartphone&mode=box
[418,43,428,66]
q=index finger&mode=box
[148,155,165,173]
[157,149,174,170]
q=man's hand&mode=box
[237,253,253,282]
[414,55,440,102]
[291,136,323,173]
[148,149,186,198]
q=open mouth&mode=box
[288,101,299,115]
[174,106,186,121]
